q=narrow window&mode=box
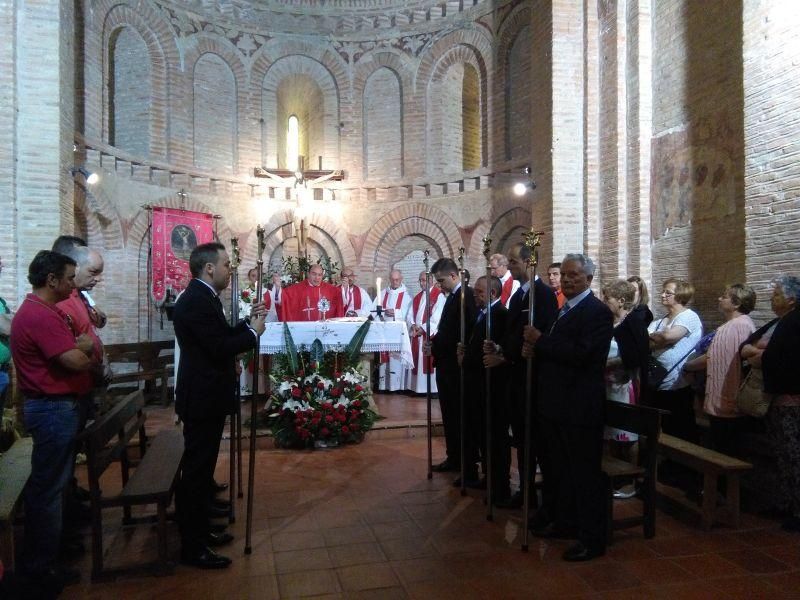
[287,115,300,172]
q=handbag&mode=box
[736,367,771,418]
[646,357,669,391]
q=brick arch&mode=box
[242,210,353,275]
[415,28,493,94]
[497,4,532,162]
[424,43,489,174]
[183,36,249,172]
[352,53,413,182]
[100,4,171,160]
[75,181,124,250]
[252,39,349,89]
[489,206,532,255]
[260,55,341,170]
[363,203,461,274]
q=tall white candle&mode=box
[376,277,382,300]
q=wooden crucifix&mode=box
[253,156,344,187]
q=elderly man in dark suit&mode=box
[523,253,613,561]
[173,242,266,569]
[428,257,477,477]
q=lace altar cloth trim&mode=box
[259,320,413,366]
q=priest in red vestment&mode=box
[279,264,344,321]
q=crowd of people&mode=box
[2,236,799,596]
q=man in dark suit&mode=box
[458,275,509,496]
[483,242,558,508]
[428,257,477,475]
[523,253,613,561]
[173,242,266,569]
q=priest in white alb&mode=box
[373,269,413,391]
[407,271,445,394]
[490,253,520,308]
[339,267,372,317]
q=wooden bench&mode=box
[658,433,752,530]
[105,341,174,405]
[0,437,33,574]
[602,401,663,544]
[78,390,183,581]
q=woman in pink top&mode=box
[685,284,756,456]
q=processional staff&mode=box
[521,229,543,552]
[228,237,242,522]
[423,249,433,480]
[457,247,467,498]
[482,235,494,521]
[245,225,266,554]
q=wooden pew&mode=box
[0,437,33,574]
[658,433,752,530]
[105,341,174,405]
[78,390,183,581]
[602,401,663,544]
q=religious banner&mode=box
[151,206,214,302]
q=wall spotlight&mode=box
[71,166,99,185]
[512,165,536,196]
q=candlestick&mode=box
[376,277,382,300]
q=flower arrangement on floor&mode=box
[267,322,380,448]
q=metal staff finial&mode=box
[482,235,492,260]
[230,237,240,270]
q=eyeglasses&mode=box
[661,291,675,297]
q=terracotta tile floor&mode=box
[56,393,800,599]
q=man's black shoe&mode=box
[211,499,231,510]
[207,505,230,519]
[431,459,458,473]
[562,541,605,562]
[530,521,578,540]
[209,523,228,533]
[494,491,523,509]
[207,532,234,547]
[213,480,229,493]
[180,547,232,569]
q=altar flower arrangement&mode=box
[267,322,379,448]
[239,286,255,318]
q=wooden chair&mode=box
[105,341,174,405]
[602,401,663,544]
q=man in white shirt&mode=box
[373,269,413,391]
[407,271,445,394]
[340,267,372,317]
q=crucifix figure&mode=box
[254,156,345,258]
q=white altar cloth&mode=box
[259,319,413,367]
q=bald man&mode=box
[279,264,344,321]
[373,269,413,391]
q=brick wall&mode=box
[743,0,800,323]
[651,0,745,325]
[109,26,151,156]
[363,67,403,180]
[193,53,237,172]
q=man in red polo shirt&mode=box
[10,251,94,592]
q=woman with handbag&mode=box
[741,275,800,531]
[648,278,703,488]
[684,284,756,456]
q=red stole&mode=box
[411,287,441,374]
[343,285,363,311]
[500,275,514,306]
[379,289,405,363]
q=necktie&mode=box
[558,302,571,319]
[476,309,485,324]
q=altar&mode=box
[258,319,413,367]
